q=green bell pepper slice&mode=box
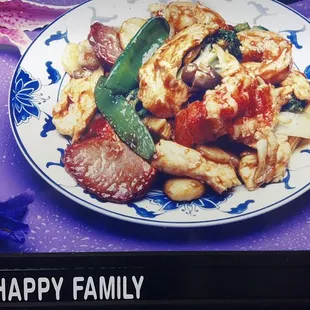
[95,17,170,160]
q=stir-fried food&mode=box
[52,1,310,204]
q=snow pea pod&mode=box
[95,83,155,160]
[95,17,170,160]
[105,17,170,95]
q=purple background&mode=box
[0,0,310,253]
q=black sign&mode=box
[0,252,310,309]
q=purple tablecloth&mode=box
[1,0,310,253]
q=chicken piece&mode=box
[52,68,103,142]
[152,140,241,193]
[239,105,310,190]
[280,70,310,102]
[139,23,218,118]
[149,1,227,36]
[142,116,172,140]
[237,29,293,84]
[239,134,294,190]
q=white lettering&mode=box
[8,278,21,301]
[84,277,97,300]
[99,276,115,300]
[0,278,5,301]
[73,277,84,301]
[117,276,121,300]
[51,277,63,301]
[123,276,134,300]
[38,278,50,301]
[24,278,36,301]
[132,276,144,300]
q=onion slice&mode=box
[275,112,310,139]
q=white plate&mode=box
[9,0,310,227]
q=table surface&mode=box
[1,0,310,253]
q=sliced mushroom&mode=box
[183,45,202,66]
[181,63,221,92]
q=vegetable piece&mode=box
[95,17,170,160]
[275,111,310,139]
[88,23,123,70]
[78,39,100,71]
[234,22,250,33]
[197,145,239,170]
[281,95,307,113]
[206,29,243,61]
[252,25,269,31]
[127,89,149,119]
[142,116,172,140]
[181,62,221,91]
[95,85,155,159]
[194,44,221,72]
[63,136,157,203]
[62,43,80,76]
[104,17,170,95]
[72,69,93,79]
[119,17,146,49]
[183,45,202,65]
[164,178,205,201]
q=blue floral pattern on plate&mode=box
[11,68,41,126]
[45,30,69,46]
[128,190,256,218]
[279,25,306,49]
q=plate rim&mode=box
[8,0,310,228]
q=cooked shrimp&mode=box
[149,1,227,36]
[152,140,241,193]
[237,29,293,84]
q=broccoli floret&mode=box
[127,89,149,118]
[252,25,269,31]
[206,29,243,61]
[281,95,307,113]
[234,22,251,33]
[197,44,221,69]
